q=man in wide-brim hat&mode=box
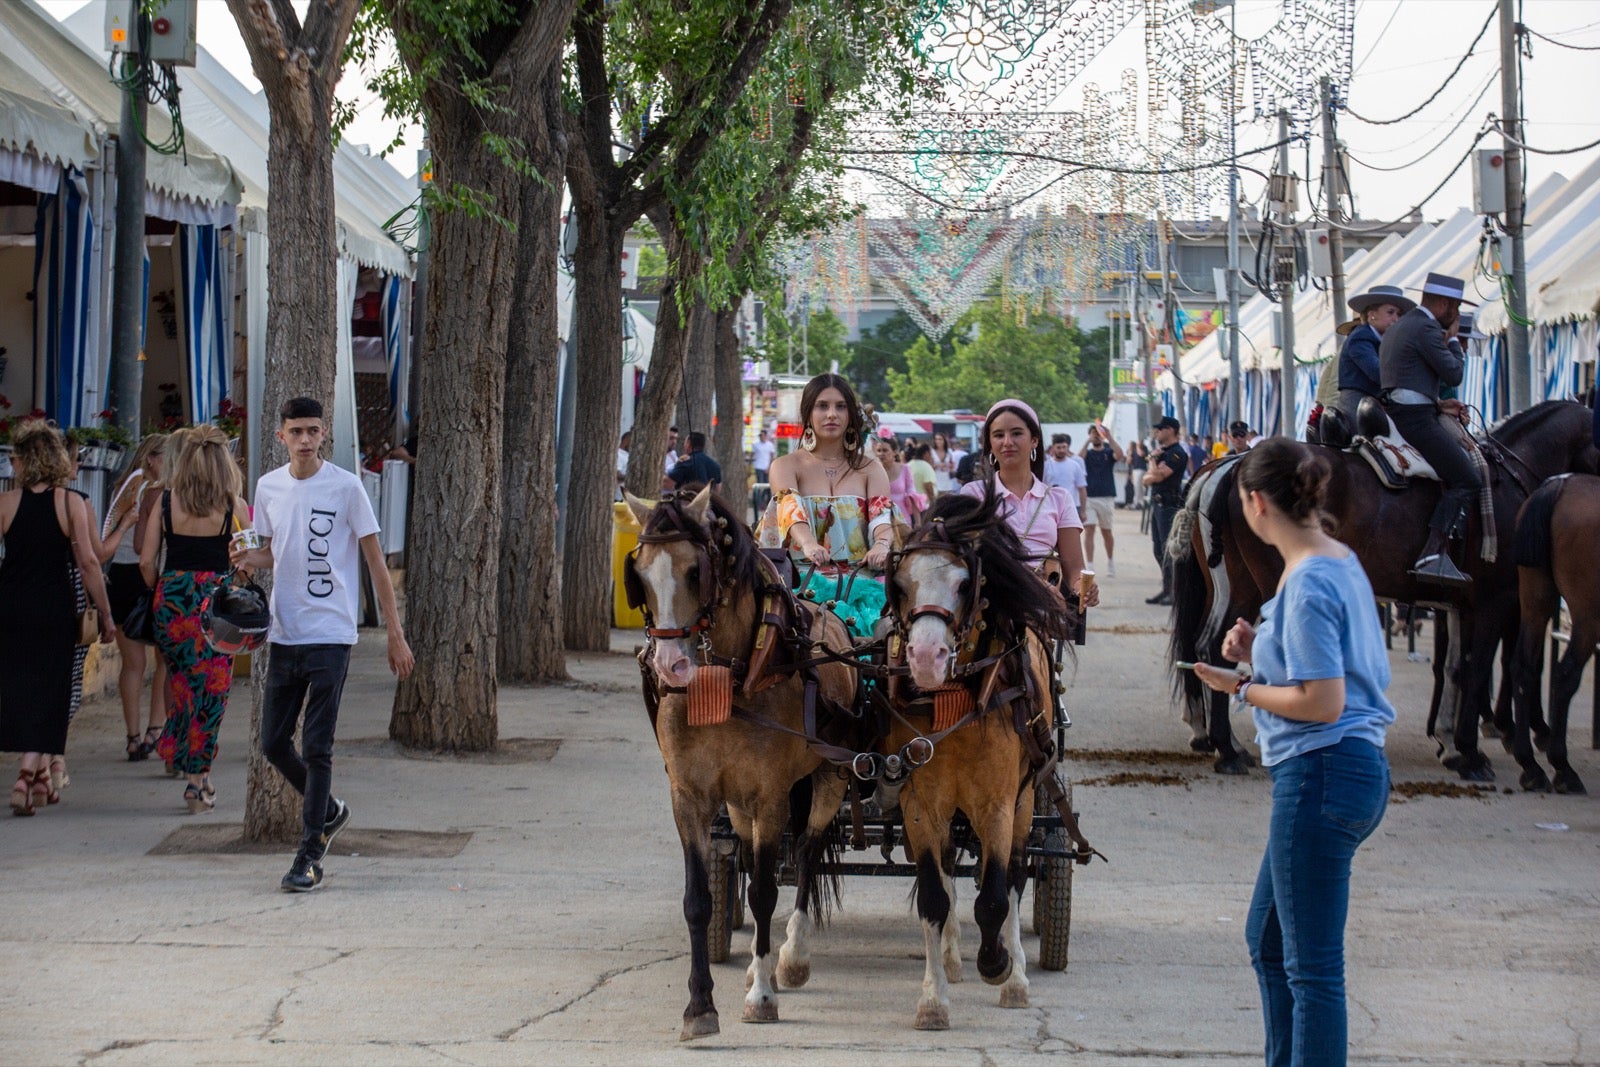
[1378,272,1481,588]
[1334,283,1416,423]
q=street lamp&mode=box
[1191,0,1242,426]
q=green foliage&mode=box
[843,310,947,408]
[760,300,850,376]
[635,243,668,280]
[1074,324,1113,409]
[886,302,1098,422]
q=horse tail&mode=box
[789,777,844,925]
[1167,483,1210,720]
[1513,474,1571,571]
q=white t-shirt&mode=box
[1043,455,1087,497]
[751,439,776,471]
[254,461,382,646]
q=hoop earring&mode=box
[1030,445,1039,461]
[844,428,858,450]
[801,428,817,452]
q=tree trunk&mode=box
[560,204,627,651]
[498,69,568,683]
[227,0,358,843]
[676,299,716,439]
[624,211,695,501]
[713,305,749,520]
[388,110,514,749]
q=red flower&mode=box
[171,615,204,646]
[203,658,233,694]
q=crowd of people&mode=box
[2,400,412,894]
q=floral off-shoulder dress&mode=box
[757,490,894,638]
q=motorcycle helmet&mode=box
[202,577,272,655]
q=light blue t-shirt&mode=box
[1248,552,1395,766]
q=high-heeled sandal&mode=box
[184,783,215,815]
[33,767,59,808]
[139,726,161,761]
[127,734,145,761]
[49,757,68,791]
[201,775,217,806]
[9,772,34,817]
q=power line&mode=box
[1523,23,1600,51]
[1489,121,1600,156]
[1336,126,1493,234]
[1344,3,1497,126]
[1352,0,1401,75]
[1344,71,1498,173]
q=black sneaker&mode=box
[320,798,351,855]
[280,851,324,893]
[1144,592,1173,606]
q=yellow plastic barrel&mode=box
[612,501,645,629]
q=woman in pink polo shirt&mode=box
[961,399,1100,608]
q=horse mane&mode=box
[644,488,764,595]
[918,486,1072,642]
[1490,397,1585,441]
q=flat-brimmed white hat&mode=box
[1347,283,1416,316]
[1416,271,1478,307]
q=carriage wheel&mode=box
[708,847,738,964]
[1035,829,1073,972]
[1030,777,1068,934]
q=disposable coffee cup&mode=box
[231,527,261,552]
[1074,570,1093,645]
[1077,570,1095,601]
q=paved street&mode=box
[3,508,1598,1066]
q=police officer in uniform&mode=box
[1379,272,1478,588]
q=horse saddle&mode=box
[1349,396,1440,490]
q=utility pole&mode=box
[1134,242,1149,440]
[1156,213,1176,428]
[1225,0,1242,426]
[1314,77,1349,411]
[1499,0,1531,412]
[108,48,147,445]
[1274,109,1297,439]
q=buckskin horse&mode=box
[1168,399,1596,780]
[1510,472,1600,795]
[883,490,1094,1028]
[624,487,861,1039]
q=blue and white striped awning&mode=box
[178,223,230,425]
[31,166,93,427]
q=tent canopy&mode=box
[0,51,96,175]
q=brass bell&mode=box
[979,599,989,610]
[976,620,987,632]
[722,535,733,546]
[825,600,837,610]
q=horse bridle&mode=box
[887,517,990,675]
[625,499,727,641]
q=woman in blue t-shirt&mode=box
[1194,438,1394,1067]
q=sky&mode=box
[36,0,1600,223]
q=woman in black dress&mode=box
[2,421,113,815]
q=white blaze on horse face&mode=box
[903,551,967,691]
[642,547,699,687]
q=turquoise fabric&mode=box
[802,571,885,640]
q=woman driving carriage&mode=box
[759,373,893,636]
[960,399,1100,610]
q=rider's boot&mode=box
[1410,503,1471,589]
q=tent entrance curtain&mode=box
[177,222,230,425]
[378,274,409,440]
[31,167,93,427]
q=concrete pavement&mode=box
[3,506,1597,1066]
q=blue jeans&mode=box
[1247,736,1389,1067]
[261,643,353,854]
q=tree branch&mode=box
[299,0,363,88]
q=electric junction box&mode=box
[105,0,197,67]
[1307,229,1333,278]
[1472,149,1507,216]
[1268,174,1299,215]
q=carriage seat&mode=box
[1349,396,1439,490]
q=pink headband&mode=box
[986,398,1040,428]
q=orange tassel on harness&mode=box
[930,685,974,733]
[687,665,734,726]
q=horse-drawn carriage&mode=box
[623,485,1101,1038]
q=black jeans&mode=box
[261,642,353,853]
[1387,403,1483,531]
[1151,501,1180,591]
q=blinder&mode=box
[623,552,647,611]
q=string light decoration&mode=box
[778,0,1353,338]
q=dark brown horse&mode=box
[624,487,859,1039]
[885,490,1076,1028]
[1169,399,1596,779]
[1510,473,1599,794]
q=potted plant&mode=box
[97,409,132,470]
[213,397,245,454]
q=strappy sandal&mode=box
[9,772,34,817]
[127,734,145,761]
[33,767,59,808]
[138,726,161,761]
[201,775,217,807]
[49,757,69,791]
[184,783,214,815]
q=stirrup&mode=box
[1410,552,1471,589]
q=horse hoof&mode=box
[742,999,779,1024]
[914,1003,950,1030]
[1213,754,1251,776]
[999,985,1030,1009]
[680,1012,720,1041]
[1553,771,1586,796]
[1520,768,1552,793]
[776,958,810,989]
[1456,759,1495,784]
[977,948,1012,986]
[1189,737,1217,753]
[944,958,963,984]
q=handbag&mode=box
[121,589,157,645]
[76,606,99,647]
